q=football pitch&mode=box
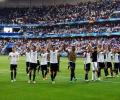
[0,56,120,100]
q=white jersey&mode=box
[97,52,105,62]
[40,53,48,65]
[30,50,37,63]
[26,52,31,62]
[105,52,112,62]
[113,53,119,63]
[9,52,19,65]
[84,52,91,64]
[50,50,58,63]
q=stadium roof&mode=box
[0,0,98,7]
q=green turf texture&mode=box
[0,56,120,100]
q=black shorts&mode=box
[26,62,30,68]
[50,63,58,72]
[30,63,37,70]
[10,64,17,70]
[41,65,47,70]
[37,60,40,66]
[107,62,112,68]
[47,62,50,67]
[69,62,75,69]
[84,63,90,71]
[98,62,105,69]
[114,63,119,69]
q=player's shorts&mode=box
[47,62,50,67]
[114,63,119,69]
[119,63,120,69]
[41,65,47,70]
[98,62,105,69]
[37,60,40,66]
[10,64,17,70]
[30,63,37,70]
[50,63,58,72]
[69,62,75,69]
[26,62,30,68]
[92,62,98,71]
[84,63,90,71]
[107,62,112,68]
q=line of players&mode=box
[8,44,120,84]
[27,45,62,84]
[8,44,77,84]
[84,44,120,81]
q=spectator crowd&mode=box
[0,37,120,55]
[0,0,119,24]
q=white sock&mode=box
[92,71,95,80]
[95,71,98,80]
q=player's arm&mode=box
[17,53,20,62]
[37,47,41,61]
[63,44,69,54]
[89,47,93,54]
[8,54,11,60]
[46,40,53,50]
[97,47,100,53]
[58,44,65,52]
[74,53,77,61]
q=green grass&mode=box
[0,56,120,100]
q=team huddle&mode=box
[8,43,120,84]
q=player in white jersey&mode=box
[37,48,41,74]
[105,46,113,77]
[91,46,98,81]
[49,47,59,84]
[8,47,19,82]
[28,46,38,84]
[39,48,48,80]
[83,48,91,81]
[97,45,106,80]
[113,47,120,77]
[48,44,64,84]
[47,49,50,73]
[25,48,31,75]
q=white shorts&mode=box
[92,62,98,71]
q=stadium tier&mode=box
[0,0,120,24]
[0,0,119,38]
